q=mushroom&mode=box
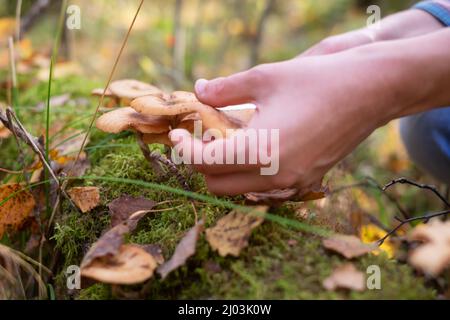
[91,79,164,107]
[131,91,248,136]
[91,87,121,108]
[95,107,170,134]
[109,79,163,101]
[81,244,157,285]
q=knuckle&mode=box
[318,38,340,54]
[246,66,268,86]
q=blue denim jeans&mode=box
[400,107,450,184]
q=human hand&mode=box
[169,48,397,195]
[300,8,444,57]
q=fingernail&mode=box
[195,78,208,96]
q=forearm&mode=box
[370,9,445,41]
[360,28,450,123]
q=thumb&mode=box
[195,67,265,107]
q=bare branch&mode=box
[383,177,450,208]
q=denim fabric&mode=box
[414,1,450,26]
[400,107,450,184]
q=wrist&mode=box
[368,10,444,42]
[357,29,450,125]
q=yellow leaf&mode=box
[360,224,396,259]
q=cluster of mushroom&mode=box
[94,80,327,203]
[94,79,255,146]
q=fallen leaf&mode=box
[0,124,11,139]
[245,189,297,204]
[408,220,450,276]
[108,195,156,227]
[360,224,396,258]
[323,263,365,292]
[157,220,204,279]
[0,18,16,41]
[139,244,165,265]
[81,210,149,269]
[68,187,100,213]
[33,94,71,112]
[0,184,36,237]
[81,244,157,285]
[205,207,266,257]
[245,186,328,204]
[322,234,376,259]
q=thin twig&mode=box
[377,177,450,245]
[383,177,450,208]
[0,108,77,211]
[0,167,23,174]
[377,209,450,245]
[331,176,410,219]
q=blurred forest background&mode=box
[1,0,416,88]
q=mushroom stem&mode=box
[135,132,189,191]
[136,132,165,176]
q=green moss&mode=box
[58,134,435,300]
[52,207,110,268]
[78,284,111,300]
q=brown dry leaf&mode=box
[81,210,150,269]
[81,244,157,285]
[0,184,36,237]
[108,195,156,227]
[81,210,158,284]
[323,263,365,292]
[157,220,204,279]
[139,244,165,265]
[322,234,376,259]
[408,220,450,276]
[67,187,100,213]
[0,124,11,139]
[245,186,328,204]
[245,189,298,204]
[205,207,267,257]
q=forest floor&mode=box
[0,74,447,300]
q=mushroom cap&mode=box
[96,107,171,134]
[131,93,201,116]
[109,79,163,100]
[131,92,244,135]
[91,87,116,98]
[81,244,157,284]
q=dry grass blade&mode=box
[0,243,48,299]
[66,0,145,180]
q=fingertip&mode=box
[195,78,209,98]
